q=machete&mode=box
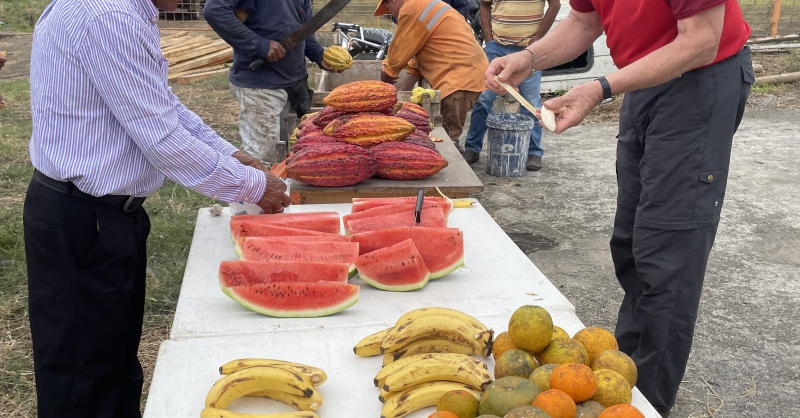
[249,0,354,71]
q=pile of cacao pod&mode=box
[287,81,447,187]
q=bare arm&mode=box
[530,0,561,43]
[480,0,493,43]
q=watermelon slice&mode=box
[229,212,341,236]
[226,282,360,317]
[411,227,464,279]
[345,208,447,235]
[351,196,452,215]
[231,222,338,256]
[343,203,447,226]
[218,260,350,295]
[351,227,412,255]
[240,237,359,278]
[355,238,430,292]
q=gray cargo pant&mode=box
[230,83,291,167]
[611,47,753,411]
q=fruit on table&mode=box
[297,123,324,138]
[230,212,341,235]
[410,227,464,279]
[248,389,323,412]
[494,349,538,379]
[231,222,337,254]
[344,203,449,226]
[381,353,493,393]
[225,282,359,318]
[591,349,638,388]
[503,405,552,418]
[597,404,644,418]
[218,358,327,386]
[428,412,459,418]
[572,327,619,365]
[533,389,577,418]
[374,352,486,390]
[529,363,558,392]
[590,369,632,408]
[575,400,605,418]
[541,338,590,366]
[491,331,518,361]
[403,135,440,153]
[478,376,541,417]
[508,305,554,354]
[351,226,413,255]
[437,389,480,418]
[292,134,338,153]
[382,338,481,366]
[200,409,320,418]
[351,196,453,215]
[379,307,494,357]
[354,327,392,357]
[372,142,448,180]
[380,381,482,418]
[313,105,394,127]
[286,142,377,187]
[549,363,597,403]
[218,260,349,290]
[322,45,353,70]
[354,238,431,291]
[395,108,432,134]
[326,115,415,147]
[239,238,359,277]
[394,101,429,118]
[323,80,398,112]
[345,208,447,235]
[205,365,315,408]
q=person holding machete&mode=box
[484,1,752,416]
[25,0,291,416]
[203,0,339,168]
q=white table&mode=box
[170,201,577,340]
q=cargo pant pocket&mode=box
[692,169,726,223]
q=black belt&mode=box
[33,170,146,213]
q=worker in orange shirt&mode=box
[377,0,489,146]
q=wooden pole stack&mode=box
[160,32,233,84]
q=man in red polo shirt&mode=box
[485,1,753,416]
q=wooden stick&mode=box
[161,36,211,54]
[747,34,799,45]
[750,43,800,51]
[176,68,230,85]
[769,0,783,37]
[167,48,233,75]
[167,41,228,64]
[754,71,800,86]
[168,64,228,81]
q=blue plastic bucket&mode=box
[485,113,536,178]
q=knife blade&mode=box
[414,189,424,225]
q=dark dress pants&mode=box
[23,176,150,418]
[610,47,753,410]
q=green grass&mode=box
[0,0,52,32]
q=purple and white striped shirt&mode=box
[29,0,267,202]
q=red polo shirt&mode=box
[569,0,751,69]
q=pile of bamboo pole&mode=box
[160,31,233,84]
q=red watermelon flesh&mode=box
[225,282,360,317]
[232,222,337,256]
[218,260,349,289]
[351,197,452,215]
[241,237,359,277]
[411,227,464,279]
[355,238,430,291]
[351,227,412,255]
[343,203,446,226]
[345,208,447,235]
[229,212,341,235]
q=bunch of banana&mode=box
[203,358,325,417]
[353,307,494,362]
[380,380,483,418]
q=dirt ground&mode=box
[2,32,800,417]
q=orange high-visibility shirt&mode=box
[382,0,489,99]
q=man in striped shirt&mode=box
[461,0,560,170]
[26,0,289,416]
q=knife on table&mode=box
[414,189,424,225]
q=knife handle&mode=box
[249,58,266,72]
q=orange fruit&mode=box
[495,349,538,379]
[591,350,638,388]
[532,388,577,418]
[575,400,606,417]
[573,327,619,365]
[508,305,553,353]
[591,369,632,408]
[541,338,590,366]
[529,363,558,392]
[437,390,479,418]
[428,412,459,418]
[598,404,645,418]
[492,331,518,361]
[549,363,597,403]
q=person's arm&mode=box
[381,13,433,80]
[80,12,268,204]
[203,0,284,61]
[480,0,493,43]
[530,0,561,43]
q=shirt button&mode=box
[707,175,714,181]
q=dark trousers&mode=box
[611,47,753,410]
[23,176,150,418]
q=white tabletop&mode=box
[170,201,577,339]
[144,312,661,418]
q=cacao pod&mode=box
[289,126,300,148]
[402,136,439,154]
[287,143,378,187]
[395,109,431,134]
[323,80,397,112]
[313,106,393,128]
[298,124,324,139]
[323,45,353,71]
[325,115,415,147]
[292,133,338,153]
[393,101,429,118]
[372,142,448,180]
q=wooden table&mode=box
[290,127,484,204]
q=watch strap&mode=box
[597,76,613,102]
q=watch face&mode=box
[600,97,614,105]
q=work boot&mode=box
[461,150,480,164]
[453,141,465,153]
[526,154,542,171]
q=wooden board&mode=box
[290,127,483,203]
[176,68,230,85]
[167,48,233,75]
[167,41,229,65]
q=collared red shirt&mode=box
[29,0,266,202]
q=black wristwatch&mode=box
[596,76,613,104]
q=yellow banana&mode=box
[379,385,398,404]
[375,352,488,388]
[247,388,323,412]
[452,200,474,208]
[380,381,483,418]
[200,409,319,418]
[392,307,490,337]
[218,358,327,386]
[382,355,493,393]
[353,327,391,357]
[205,366,315,409]
[380,315,493,357]
[382,337,482,367]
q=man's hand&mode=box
[267,40,286,62]
[528,32,540,46]
[484,50,533,94]
[535,81,602,134]
[320,61,341,73]
[232,151,266,171]
[381,70,398,85]
[256,171,291,214]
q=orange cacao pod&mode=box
[324,115,415,147]
[323,81,397,112]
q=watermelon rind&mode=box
[358,270,431,292]
[429,254,464,280]
[225,283,360,318]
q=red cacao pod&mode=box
[371,142,448,180]
[286,143,378,187]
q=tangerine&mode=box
[428,412,459,418]
[572,327,619,364]
[591,369,632,408]
[508,305,553,353]
[549,363,597,403]
[492,331,518,361]
[437,389,480,418]
[597,404,645,418]
[541,338,590,366]
[592,350,638,388]
[575,400,606,418]
[529,363,558,392]
[532,389,577,418]
[495,349,538,379]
